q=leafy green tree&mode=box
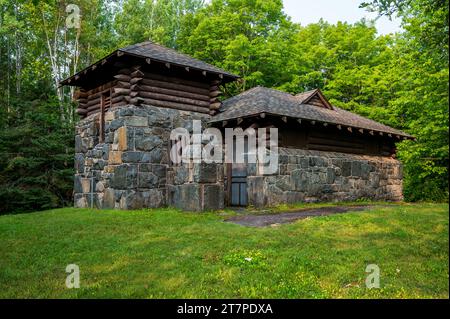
[114,0,205,48]
[177,0,297,95]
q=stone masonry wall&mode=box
[74,104,223,211]
[167,162,225,211]
[75,106,403,211]
[247,148,403,207]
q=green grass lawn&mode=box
[0,203,448,298]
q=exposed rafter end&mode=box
[165,62,171,69]
[117,51,124,57]
[146,58,151,64]
[218,73,223,79]
[297,119,302,124]
[347,127,352,133]
[369,130,374,135]
[185,66,190,72]
[260,113,266,119]
[388,133,392,137]
[222,120,228,127]
[237,118,243,125]
[91,65,97,71]
[281,116,287,123]
[337,124,341,130]
[379,132,384,136]
[202,71,207,76]
[358,128,364,134]
[101,59,107,65]
[323,122,328,127]
[310,120,316,125]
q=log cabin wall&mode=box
[281,123,396,157]
[219,117,396,157]
[74,63,223,118]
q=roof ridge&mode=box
[295,88,318,95]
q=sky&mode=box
[282,0,402,35]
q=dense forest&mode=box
[0,0,448,214]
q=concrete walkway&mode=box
[225,205,371,227]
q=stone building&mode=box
[61,41,413,211]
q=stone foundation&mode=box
[74,104,223,211]
[247,148,403,207]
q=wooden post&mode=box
[226,163,232,206]
[100,94,105,142]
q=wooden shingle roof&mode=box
[120,42,238,78]
[210,86,413,139]
[60,41,239,86]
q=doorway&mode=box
[230,163,247,206]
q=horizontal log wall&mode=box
[74,66,223,117]
[280,125,393,156]
[75,79,125,117]
[127,66,219,114]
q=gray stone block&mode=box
[342,161,352,176]
[139,164,153,172]
[174,166,189,185]
[327,167,336,184]
[135,135,162,151]
[75,154,85,174]
[309,156,326,167]
[110,118,124,131]
[118,108,134,116]
[111,164,137,189]
[299,158,309,169]
[143,189,165,208]
[360,162,371,179]
[291,169,308,192]
[142,148,163,163]
[193,163,217,183]
[351,161,362,177]
[74,175,83,193]
[138,172,158,188]
[152,164,167,179]
[75,135,85,153]
[203,184,224,210]
[122,151,143,163]
[103,188,116,209]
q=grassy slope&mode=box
[0,203,448,298]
